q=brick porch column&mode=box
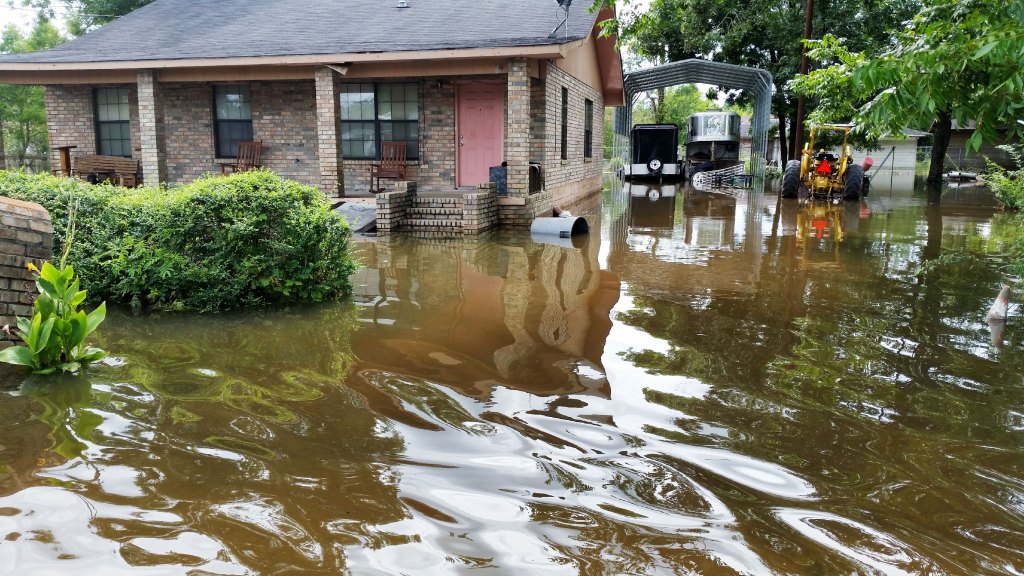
[315,66,344,196]
[137,69,166,185]
[506,57,531,198]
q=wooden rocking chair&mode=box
[220,140,263,174]
[369,141,407,193]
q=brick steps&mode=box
[377,184,500,235]
[400,218,463,232]
[407,206,463,220]
[405,196,466,231]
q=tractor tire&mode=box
[782,160,801,198]
[843,164,865,200]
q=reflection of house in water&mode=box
[349,229,620,399]
[609,183,761,300]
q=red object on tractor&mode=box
[813,219,827,238]
[816,160,832,174]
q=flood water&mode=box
[2,178,1023,575]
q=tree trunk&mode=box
[788,110,799,160]
[778,115,788,166]
[928,110,952,184]
[654,87,666,124]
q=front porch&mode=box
[334,182,554,236]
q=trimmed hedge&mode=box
[0,170,358,311]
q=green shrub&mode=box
[0,170,358,311]
[987,145,1024,210]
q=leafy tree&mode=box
[794,0,1024,183]
[0,18,64,169]
[596,0,919,161]
[633,84,711,134]
[20,0,153,36]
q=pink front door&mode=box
[457,82,504,187]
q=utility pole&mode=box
[792,0,814,160]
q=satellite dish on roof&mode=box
[549,0,572,39]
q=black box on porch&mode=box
[490,162,544,197]
[490,165,508,196]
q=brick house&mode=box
[0,0,623,226]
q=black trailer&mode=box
[624,124,682,180]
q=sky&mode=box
[0,3,39,31]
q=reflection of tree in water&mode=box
[0,377,97,495]
[609,195,1024,572]
[15,303,411,573]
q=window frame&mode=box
[94,86,132,158]
[560,87,569,161]
[212,84,254,159]
[583,98,594,159]
[340,82,420,161]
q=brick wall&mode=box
[376,181,417,233]
[530,79,546,163]
[315,67,343,195]
[0,197,53,329]
[45,85,99,159]
[252,81,319,184]
[505,58,531,198]
[138,70,167,184]
[161,83,215,183]
[463,184,499,235]
[541,63,604,208]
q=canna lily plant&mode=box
[0,261,107,375]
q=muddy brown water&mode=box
[1,180,1023,574]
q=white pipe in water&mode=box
[987,285,1011,321]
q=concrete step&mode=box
[401,218,463,231]
[407,206,463,219]
[412,197,464,209]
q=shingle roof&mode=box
[0,0,599,65]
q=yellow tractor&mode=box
[782,124,865,201]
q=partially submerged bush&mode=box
[987,144,1024,210]
[0,170,357,311]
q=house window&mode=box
[560,87,568,160]
[214,85,253,158]
[584,99,594,159]
[95,87,131,157]
[340,83,419,160]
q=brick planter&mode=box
[1,196,53,330]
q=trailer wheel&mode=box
[843,164,864,200]
[782,160,801,198]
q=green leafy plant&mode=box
[0,260,108,374]
[0,259,108,373]
[987,145,1024,210]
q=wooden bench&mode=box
[72,154,140,187]
[369,141,408,193]
[220,140,263,174]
